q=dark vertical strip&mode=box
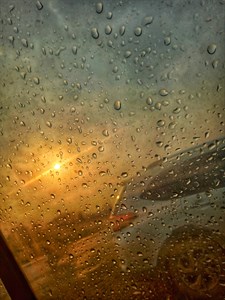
[0,230,37,300]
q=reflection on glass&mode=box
[0,0,224,299]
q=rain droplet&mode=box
[69,254,74,259]
[72,46,77,55]
[157,120,165,127]
[36,1,43,10]
[164,36,171,46]
[96,2,103,14]
[102,129,109,137]
[91,27,99,39]
[121,172,128,178]
[20,121,26,126]
[134,26,142,36]
[21,38,28,47]
[207,43,217,54]
[46,240,51,245]
[107,12,113,19]
[159,88,169,96]
[46,121,52,128]
[105,25,112,35]
[119,25,126,36]
[9,5,15,12]
[212,59,219,69]
[98,146,104,152]
[33,77,40,85]
[155,102,162,110]
[124,50,132,58]
[20,72,26,79]
[114,100,121,110]
[173,107,181,114]
[142,16,154,26]
[146,97,153,105]
[8,35,14,44]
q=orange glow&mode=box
[54,163,61,170]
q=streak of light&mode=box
[8,132,116,195]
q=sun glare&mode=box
[54,163,61,170]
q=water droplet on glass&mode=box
[8,35,14,44]
[102,129,109,137]
[72,46,77,55]
[33,77,40,85]
[9,5,15,12]
[121,172,128,178]
[142,16,154,26]
[46,240,51,245]
[105,25,112,35]
[134,26,142,36]
[155,102,162,110]
[107,12,113,19]
[114,100,121,110]
[207,44,216,54]
[212,59,219,69]
[142,207,147,213]
[157,120,165,127]
[96,2,103,14]
[98,146,104,152]
[36,1,43,10]
[20,121,26,126]
[146,97,153,105]
[91,27,99,39]
[46,121,52,128]
[159,88,168,96]
[119,25,126,36]
[21,38,28,47]
[20,72,26,79]
[124,50,132,58]
[164,36,171,46]
[69,254,74,259]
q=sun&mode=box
[53,163,61,170]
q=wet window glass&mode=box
[0,0,224,299]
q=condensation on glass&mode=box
[0,0,224,299]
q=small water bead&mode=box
[146,97,153,105]
[212,60,219,69]
[142,16,154,26]
[69,254,74,259]
[107,12,113,19]
[113,66,118,73]
[159,88,168,96]
[124,50,132,58]
[157,120,165,127]
[102,129,109,137]
[134,26,142,36]
[72,46,77,55]
[119,25,126,36]
[207,44,217,54]
[21,38,28,47]
[8,35,14,44]
[91,28,99,39]
[36,1,43,10]
[155,102,162,110]
[96,2,103,14]
[33,77,40,85]
[114,100,121,110]
[105,25,112,35]
[46,121,52,128]
[164,36,171,46]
